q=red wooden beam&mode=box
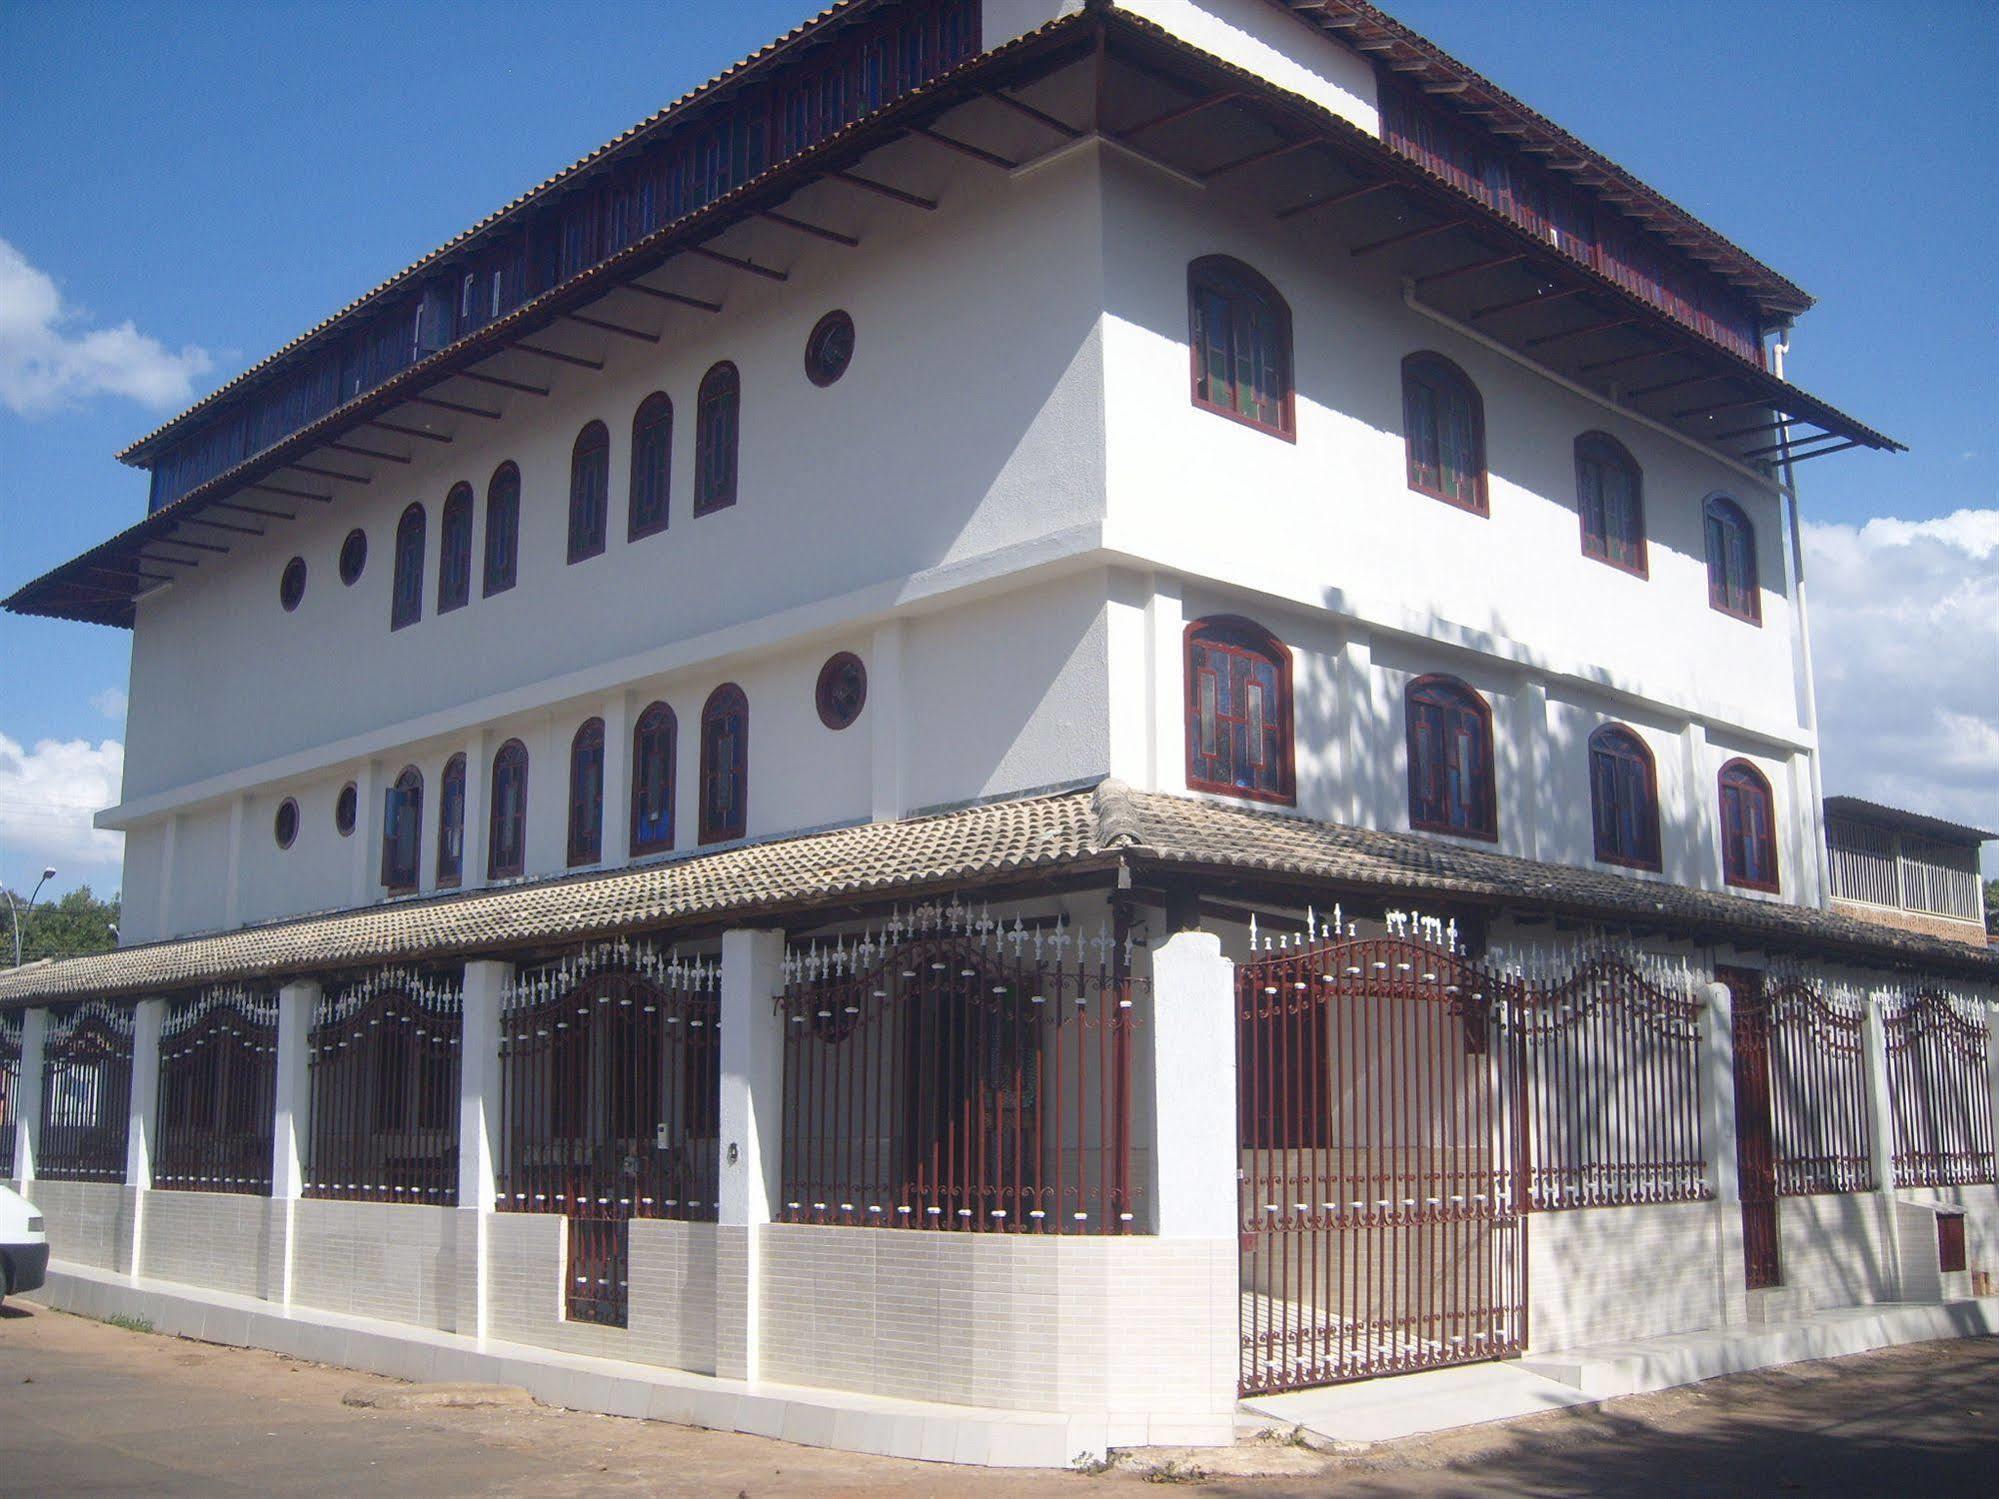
[621,282,723,312]
[686,246,788,282]
[760,210,861,248]
[327,440,411,465]
[410,392,505,419]
[368,418,452,444]
[1412,251,1526,288]
[1118,88,1237,137]
[1200,135,1315,181]
[458,369,551,397]
[1274,177,1392,221]
[249,482,334,503]
[1351,217,1468,257]
[1469,284,1586,320]
[912,125,1018,170]
[831,170,936,210]
[513,342,605,371]
[289,461,371,484]
[210,499,296,521]
[984,88,1082,138]
[566,311,661,343]
[1522,315,1635,348]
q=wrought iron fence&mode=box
[778,903,1141,1234]
[1885,990,1996,1188]
[307,967,462,1204]
[498,940,720,1328]
[1765,979,1874,1196]
[0,1011,20,1179]
[39,1001,134,1183]
[1513,954,1709,1210]
[155,986,279,1194]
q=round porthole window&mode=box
[274,798,300,850]
[804,310,855,387]
[338,528,368,585]
[815,651,867,730]
[279,556,307,612]
[335,782,358,836]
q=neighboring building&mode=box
[3,1,1994,1466]
[1825,797,1992,947]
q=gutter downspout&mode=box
[1772,328,1832,910]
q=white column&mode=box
[869,620,905,822]
[458,959,511,1340]
[1861,994,1905,1295]
[271,980,319,1306]
[155,814,181,938]
[462,732,493,890]
[1149,930,1238,1238]
[222,794,249,929]
[351,758,383,904]
[1147,574,1186,795]
[716,927,785,1381]
[14,1007,47,1185]
[126,997,165,1278]
[1106,569,1153,789]
[1339,633,1377,828]
[1680,721,1718,888]
[1699,981,1739,1206]
[601,692,634,866]
[1510,679,1549,863]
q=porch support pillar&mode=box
[1860,992,1909,1296]
[1149,930,1239,1238]
[458,959,511,1341]
[272,979,320,1305]
[716,926,785,1382]
[125,997,166,1277]
[600,691,633,866]
[1698,979,1744,1321]
[13,1006,47,1186]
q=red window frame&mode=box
[1187,256,1294,441]
[488,738,529,879]
[1575,432,1647,577]
[694,362,740,516]
[1588,724,1662,870]
[630,702,677,855]
[1402,353,1488,514]
[568,718,606,867]
[484,461,520,597]
[438,483,474,612]
[628,392,672,541]
[1184,616,1295,805]
[1704,495,1761,624]
[380,764,423,892]
[568,421,610,564]
[1405,674,1498,841]
[436,752,467,888]
[1719,757,1779,892]
[390,502,426,630]
[698,684,748,844]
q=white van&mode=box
[1,1184,49,1305]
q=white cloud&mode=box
[0,237,213,416]
[1805,508,1999,861]
[0,731,124,888]
[90,687,129,723]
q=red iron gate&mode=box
[1236,934,1526,1395]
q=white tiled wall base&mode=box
[1527,1201,1738,1351]
[290,1199,460,1331]
[26,1180,136,1274]
[138,1190,282,1301]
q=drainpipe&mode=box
[1772,325,1832,910]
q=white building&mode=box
[4,0,1994,1466]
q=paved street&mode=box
[1,1301,1993,1496]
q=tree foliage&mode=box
[4,884,121,965]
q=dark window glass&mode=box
[567,421,610,564]
[804,310,855,387]
[1402,354,1488,513]
[628,393,673,541]
[1589,725,1662,869]
[438,483,474,612]
[437,753,466,887]
[1405,675,1497,839]
[815,652,867,730]
[274,799,299,849]
[339,528,368,586]
[1720,759,1779,890]
[391,503,425,630]
[631,702,677,855]
[567,718,606,867]
[488,739,529,879]
[1704,495,1760,623]
[1576,433,1646,575]
[484,462,520,596]
[335,782,358,837]
[1188,257,1292,437]
[699,684,747,844]
[280,557,307,612]
[694,362,740,516]
[381,765,423,892]
[1184,616,1294,804]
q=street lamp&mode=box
[7,866,57,968]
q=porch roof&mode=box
[3,782,1993,1010]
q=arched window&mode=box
[436,753,466,888]
[694,362,739,516]
[381,765,423,892]
[484,461,520,596]
[1184,616,1294,804]
[631,701,677,855]
[1588,725,1661,870]
[1405,675,1497,840]
[438,483,474,612]
[1576,433,1646,575]
[1402,353,1487,513]
[1704,495,1760,623]
[1719,758,1779,891]
[1188,256,1293,438]
[567,421,610,563]
[567,718,606,866]
[629,392,672,541]
[390,503,425,630]
[488,738,529,880]
[698,684,748,844]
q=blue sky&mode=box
[1,0,1994,895]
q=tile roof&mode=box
[1823,795,1997,846]
[3,783,1991,1009]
